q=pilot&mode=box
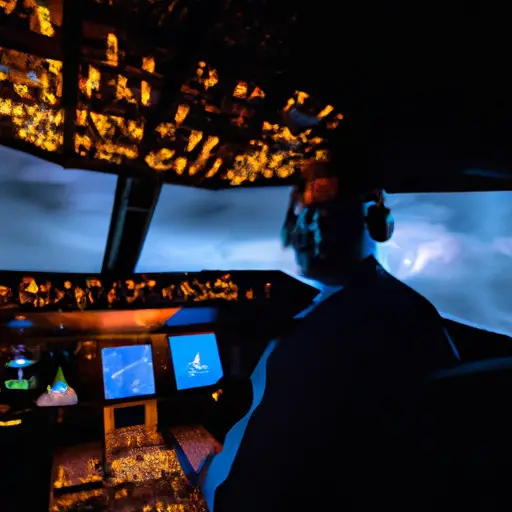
[201,137,460,511]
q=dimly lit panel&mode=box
[378,191,512,337]
[0,145,117,272]
[136,185,297,273]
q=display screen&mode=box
[101,345,156,400]
[0,145,117,272]
[378,191,512,337]
[136,185,297,272]
[169,333,223,391]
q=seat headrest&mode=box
[429,357,512,382]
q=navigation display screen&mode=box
[169,333,223,391]
[101,345,156,400]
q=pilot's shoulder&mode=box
[374,266,461,363]
[375,266,442,319]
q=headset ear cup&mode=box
[366,204,395,242]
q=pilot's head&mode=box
[281,139,394,284]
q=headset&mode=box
[364,189,395,243]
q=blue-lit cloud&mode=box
[378,191,512,337]
[137,185,298,274]
[0,145,117,273]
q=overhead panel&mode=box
[0,0,342,188]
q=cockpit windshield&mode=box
[0,146,117,273]
[378,192,512,337]
[136,185,297,273]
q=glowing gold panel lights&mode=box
[0,34,342,185]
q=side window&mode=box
[378,191,512,337]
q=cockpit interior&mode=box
[1,1,512,511]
